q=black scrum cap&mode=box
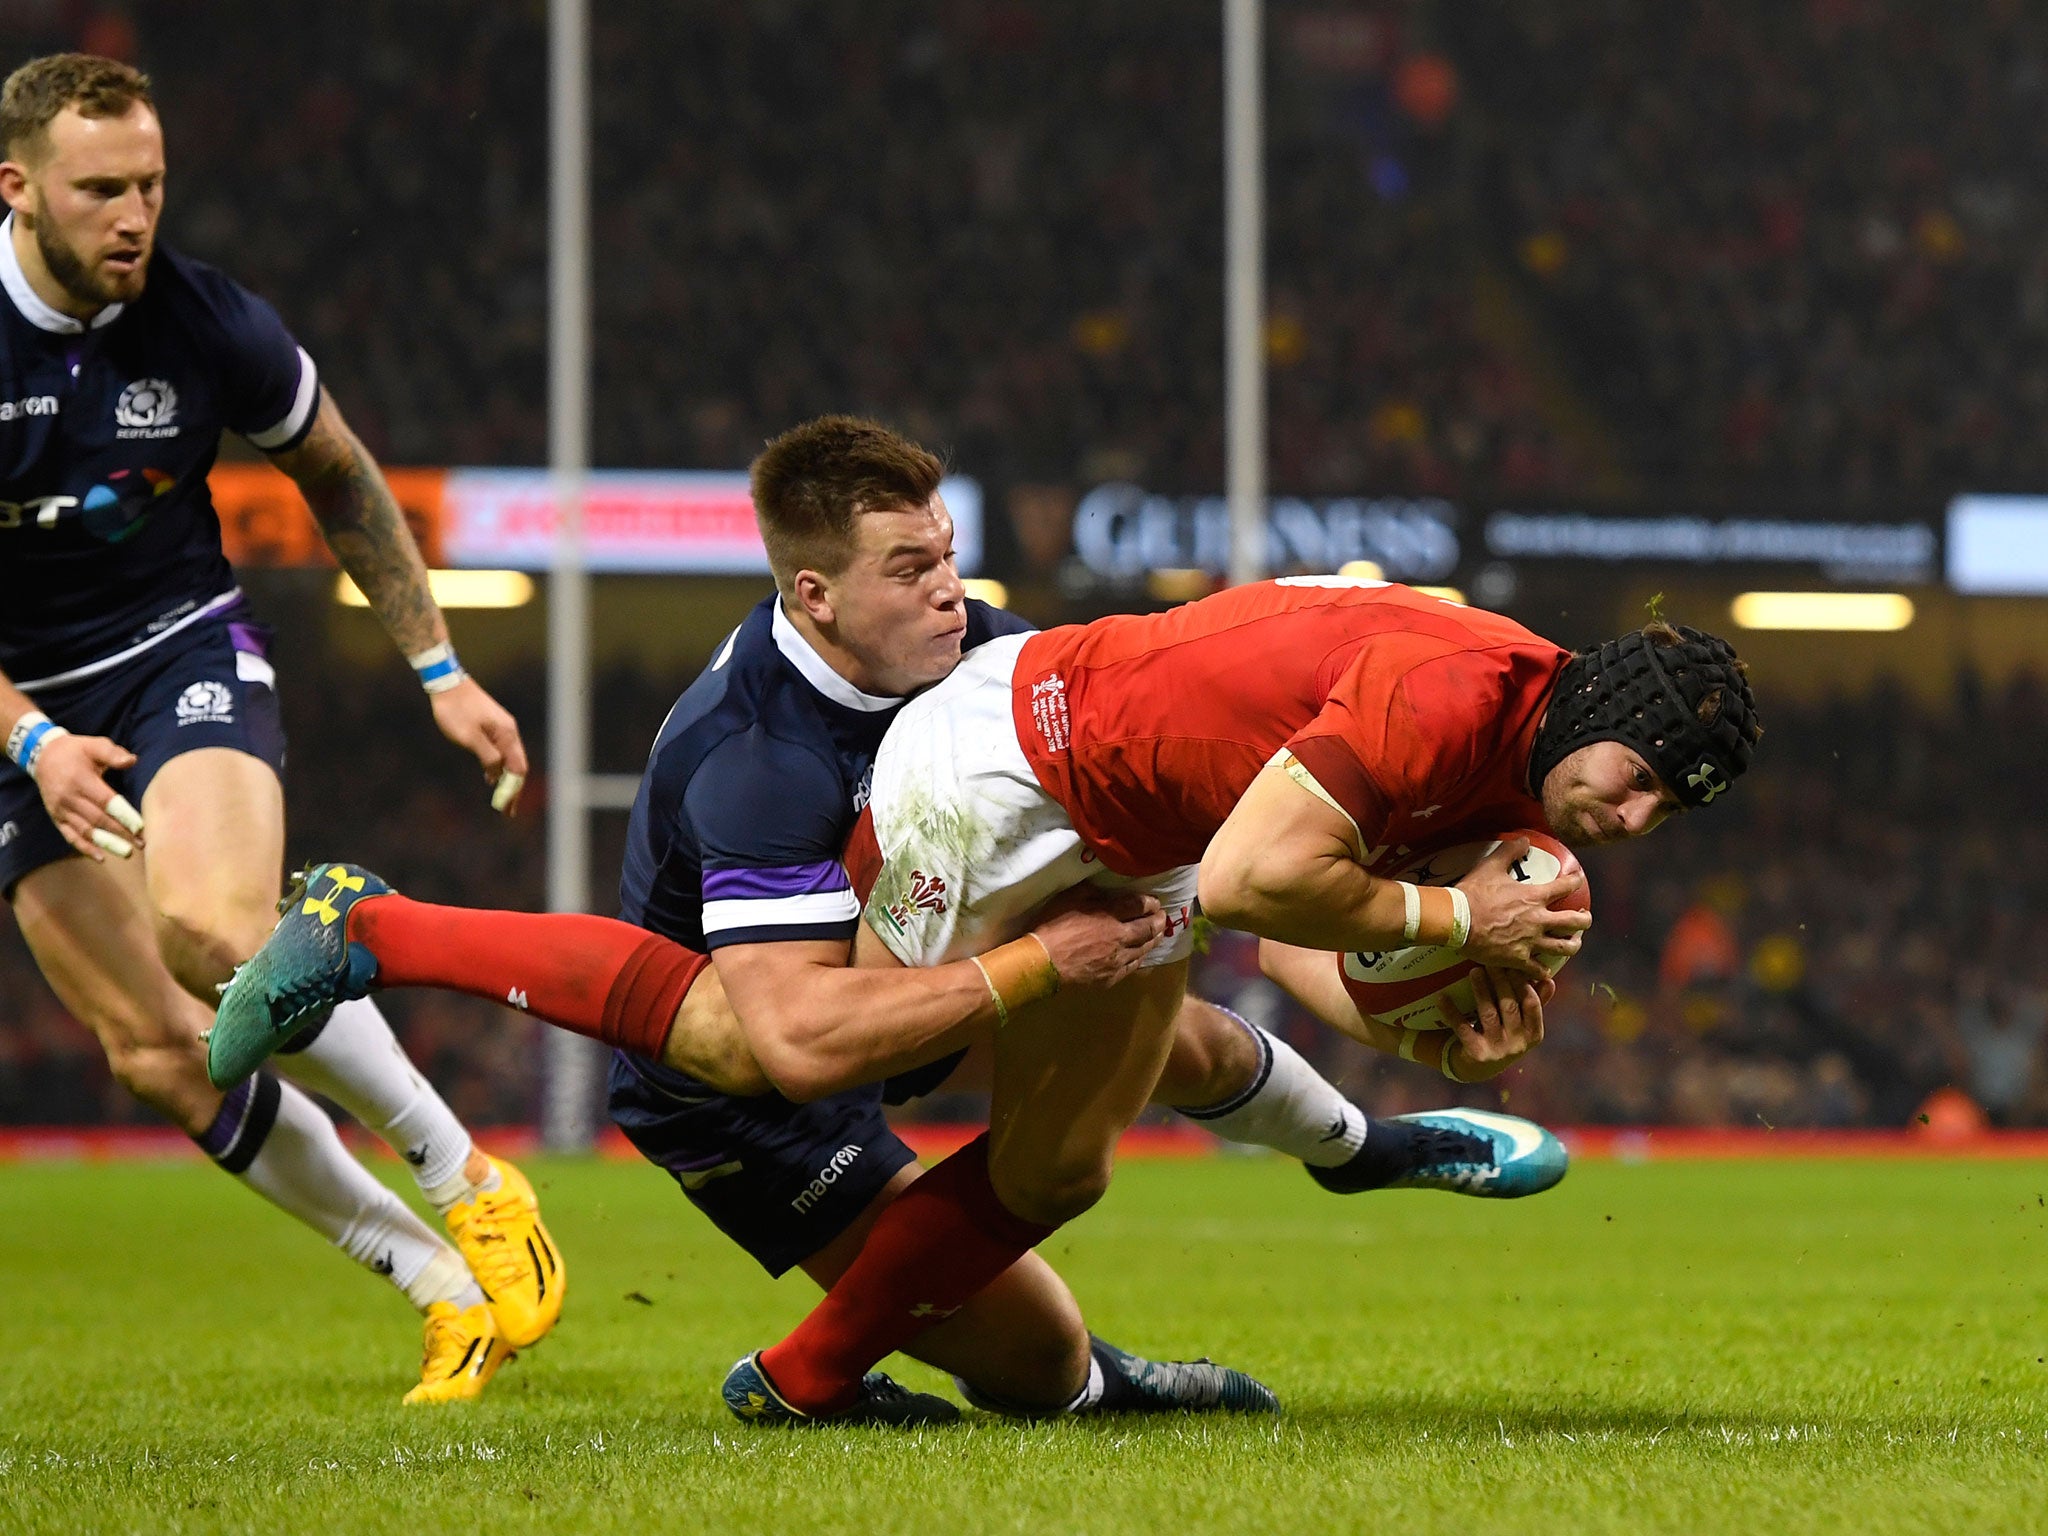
[1529,626,1760,809]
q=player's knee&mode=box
[987,1326,1093,1414]
[992,1152,1114,1227]
[152,887,267,989]
[102,1029,211,1127]
[1156,1002,1259,1108]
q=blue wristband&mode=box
[6,712,67,778]
[407,643,467,695]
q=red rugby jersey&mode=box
[1009,579,1569,876]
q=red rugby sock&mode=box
[759,1133,1055,1414]
[345,895,708,1061]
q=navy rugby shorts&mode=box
[606,1046,965,1277]
[0,615,286,897]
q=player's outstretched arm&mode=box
[266,389,530,814]
[0,675,145,860]
[1257,938,1549,1083]
[1200,763,1587,976]
[709,898,1167,1103]
[1200,764,1429,950]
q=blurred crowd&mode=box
[7,5,2044,501]
[1,1,1573,498]
[1456,0,2048,499]
[4,621,2043,1132]
[3,2,2046,1131]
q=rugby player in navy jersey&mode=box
[0,54,559,1403]
[216,416,1560,1424]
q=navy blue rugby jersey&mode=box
[619,593,1032,956]
[0,217,319,687]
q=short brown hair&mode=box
[750,415,944,590]
[1,54,155,164]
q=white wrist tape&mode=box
[407,641,467,695]
[1398,881,1423,944]
[7,711,68,779]
[1446,887,1473,950]
[1441,1042,1469,1083]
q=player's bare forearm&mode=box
[1199,765,1413,950]
[1258,936,1501,1080]
[271,389,446,657]
[711,936,1009,1103]
[1258,938,1403,1053]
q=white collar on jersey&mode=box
[0,214,127,334]
[771,597,901,713]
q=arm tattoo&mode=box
[285,401,448,657]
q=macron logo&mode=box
[790,1143,863,1215]
[507,987,529,1010]
[0,394,56,423]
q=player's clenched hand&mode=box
[1032,888,1169,989]
[1456,837,1589,978]
[1446,967,1551,1080]
[31,732,146,861]
[428,676,531,816]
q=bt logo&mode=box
[0,469,176,541]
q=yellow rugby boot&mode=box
[444,1155,564,1349]
[403,1300,511,1405]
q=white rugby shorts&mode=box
[862,632,1200,970]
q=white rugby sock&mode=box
[1176,1012,1367,1168]
[1064,1351,1107,1413]
[273,997,479,1207]
[195,1073,481,1311]
[954,1351,1105,1418]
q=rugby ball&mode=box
[1339,831,1589,1031]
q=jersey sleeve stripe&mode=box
[245,347,319,450]
[701,889,861,935]
[1275,742,1379,857]
[704,920,859,950]
[701,861,850,902]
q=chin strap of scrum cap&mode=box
[1528,626,1760,809]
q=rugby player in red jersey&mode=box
[736,574,1760,1416]
[219,419,1599,1425]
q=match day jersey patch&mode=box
[1029,671,1070,753]
[175,680,234,726]
[114,378,180,439]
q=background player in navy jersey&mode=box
[215,416,1570,1424]
[0,54,558,1403]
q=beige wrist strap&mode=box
[971,932,1061,1026]
[1407,885,1469,948]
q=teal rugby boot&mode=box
[722,1352,960,1428]
[957,1335,1280,1417]
[204,862,390,1088]
[1309,1108,1569,1198]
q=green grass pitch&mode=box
[4,1150,2047,1534]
